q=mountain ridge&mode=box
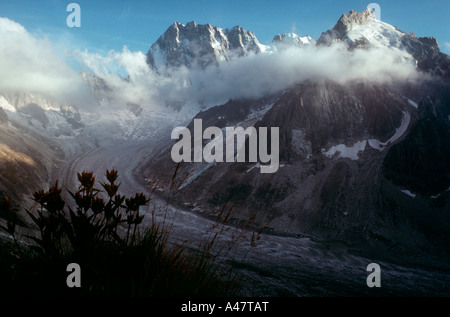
[146,21,263,70]
[146,8,449,75]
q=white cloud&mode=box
[1,18,420,113]
[180,44,420,104]
[443,42,450,54]
[73,47,160,106]
[74,41,420,111]
[0,17,92,106]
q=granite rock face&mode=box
[147,21,262,70]
[317,9,377,47]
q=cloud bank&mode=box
[183,44,420,105]
[75,42,420,110]
[0,17,420,112]
[0,18,92,106]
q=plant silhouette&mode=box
[0,169,247,296]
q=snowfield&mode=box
[323,111,411,160]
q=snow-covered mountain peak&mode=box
[317,8,399,48]
[339,8,377,29]
[146,21,262,70]
[272,33,315,48]
[317,9,450,77]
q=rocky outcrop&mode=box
[147,21,262,70]
[272,33,315,49]
[383,86,450,196]
[401,35,450,78]
[317,9,377,47]
[18,103,49,128]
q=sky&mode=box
[1,0,449,56]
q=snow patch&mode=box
[258,43,272,53]
[246,163,284,173]
[368,111,410,151]
[401,189,416,198]
[323,140,366,160]
[345,19,414,64]
[407,99,418,108]
[323,110,410,161]
[431,186,450,199]
[247,102,275,121]
[0,95,16,112]
[246,163,261,173]
[178,163,215,190]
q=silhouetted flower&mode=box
[102,183,119,198]
[114,194,124,206]
[77,171,95,189]
[74,192,90,212]
[125,197,137,212]
[91,197,105,214]
[32,190,45,203]
[127,214,135,225]
[106,169,118,184]
[134,193,148,206]
[46,181,65,212]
